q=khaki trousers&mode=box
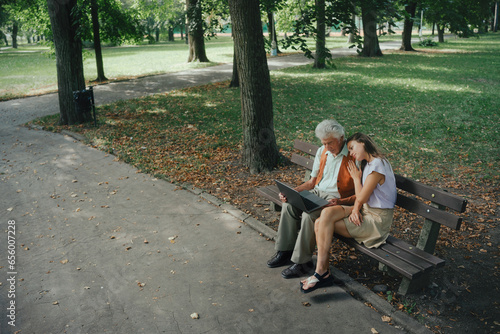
[274,189,337,264]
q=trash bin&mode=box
[73,86,97,126]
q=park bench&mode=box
[256,140,468,295]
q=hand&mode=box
[349,210,363,226]
[325,198,341,207]
[279,192,288,203]
[347,160,362,181]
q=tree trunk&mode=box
[0,30,8,46]
[47,0,87,125]
[400,0,417,51]
[91,0,107,82]
[267,11,280,54]
[186,0,209,62]
[494,1,499,32]
[360,2,382,57]
[229,40,239,88]
[228,0,280,174]
[348,13,356,44]
[437,24,445,43]
[12,22,18,49]
[168,27,174,41]
[313,0,327,68]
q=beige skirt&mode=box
[343,204,394,248]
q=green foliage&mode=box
[76,0,143,45]
[418,37,438,47]
[423,0,491,38]
[280,0,355,62]
[28,33,500,184]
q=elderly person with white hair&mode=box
[267,119,356,279]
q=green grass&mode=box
[0,35,360,100]
[30,32,500,185]
[0,37,233,100]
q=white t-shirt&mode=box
[362,158,397,209]
[310,144,349,197]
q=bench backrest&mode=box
[291,140,467,231]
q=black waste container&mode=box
[73,86,96,126]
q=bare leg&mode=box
[301,206,353,291]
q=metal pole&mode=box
[271,12,277,56]
[419,10,424,37]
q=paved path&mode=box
[0,41,431,334]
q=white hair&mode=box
[315,119,345,140]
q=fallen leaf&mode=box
[371,329,379,334]
[60,259,69,264]
[302,302,311,307]
[190,313,200,319]
[382,315,391,322]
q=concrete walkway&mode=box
[0,41,432,334]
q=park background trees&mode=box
[1,0,498,169]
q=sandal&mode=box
[300,271,333,293]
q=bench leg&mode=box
[270,202,282,212]
[398,272,431,295]
[378,263,431,295]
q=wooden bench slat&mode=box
[294,139,319,157]
[380,243,434,272]
[256,186,281,206]
[336,235,422,279]
[386,236,445,268]
[290,153,315,170]
[395,174,468,213]
[396,193,463,230]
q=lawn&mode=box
[30,33,499,188]
[25,32,500,334]
[0,34,377,100]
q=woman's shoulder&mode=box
[369,157,386,167]
[369,157,393,173]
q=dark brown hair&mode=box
[346,132,386,171]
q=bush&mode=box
[418,37,438,47]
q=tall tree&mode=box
[359,0,383,57]
[78,0,141,82]
[314,0,326,68]
[400,0,418,51]
[425,0,493,40]
[228,0,280,173]
[47,0,88,125]
[281,0,354,67]
[186,0,209,62]
[90,0,107,81]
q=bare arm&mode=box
[347,161,384,225]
